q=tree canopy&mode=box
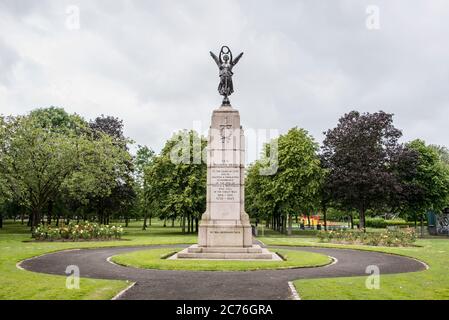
[246,127,324,234]
[321,111,412,229]
[0,108,132,227]
[143,130,206,233]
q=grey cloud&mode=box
[0,0,448,159]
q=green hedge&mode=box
[353,218,413,229]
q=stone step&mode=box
[177,252,275,260]
[187,246,263,254]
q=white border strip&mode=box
[111,281,136,300]
[324,256,338,267]
[288,281,301,300]
[412,257,430,270]
[16,248,82,271]
[106,255,121,266]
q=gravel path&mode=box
[19,244,426,300]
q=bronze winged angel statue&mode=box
[210,46,243,106]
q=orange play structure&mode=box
[299,215,321,226]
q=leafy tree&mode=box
[0,174,9,228]
[0,110,131,228]
[89,115,127,148]
[245,161,273,228]
[0,114,81,227]
[30,106,84,131]
[431,145,449,166]
[321,111,405,230]
[388,145,420,216]
[86,115,134,225]
[144,130,206,233]
[246,127,324,234]
[401,140,449,233]
[134,145,155,230]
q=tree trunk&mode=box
[47,201,53,226]
[125,216,129,228]
[142,213,148,230]
[287,214,292,236]
[195,218,198,233]
[30,207,41,229]
[98,205,104,225]
[171,218,175,228]
[323,207,328,231]
[359,208,366,232]
[420,214,424,238]
[0,215,3,228]
[349,214,354,229]
[182,215,186,233]
[28,213,32,227]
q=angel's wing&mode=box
[232,52,244,67]
[210,51,220,67]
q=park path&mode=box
[19,244,426,300]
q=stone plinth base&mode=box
[171,245,282,260]
[198,221,253,247]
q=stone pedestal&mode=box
[175,104,279,260]
[199,105,252,248]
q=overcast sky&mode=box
[1,0,448,162]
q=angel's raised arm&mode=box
[210,51,220,67]
[232,52,244,67]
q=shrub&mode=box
[32,221,124,241]
[353,218,412,229]
[317,228,416,247]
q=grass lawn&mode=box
[259,235,449,300]
[2,220,449,299]
[0,220,196,300]
[110,247,331,271]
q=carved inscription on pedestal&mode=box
[211,167,240,202]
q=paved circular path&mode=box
[19,245,426,300]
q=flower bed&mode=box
[317,228,417,247]
[32,221,124,241]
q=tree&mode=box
[89,115,126,148]
[400,140,449,234]
[317,167,331,231]
[431,145,449,165]
[246,161,274,229]
[0,114,81,227]
[321,111,405,230]
[246,127,324,235]
[144,130,206,233]
[85,115,134,225]
[134,145,155,230]
[0,174,9,228]
[0,110,131,228]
